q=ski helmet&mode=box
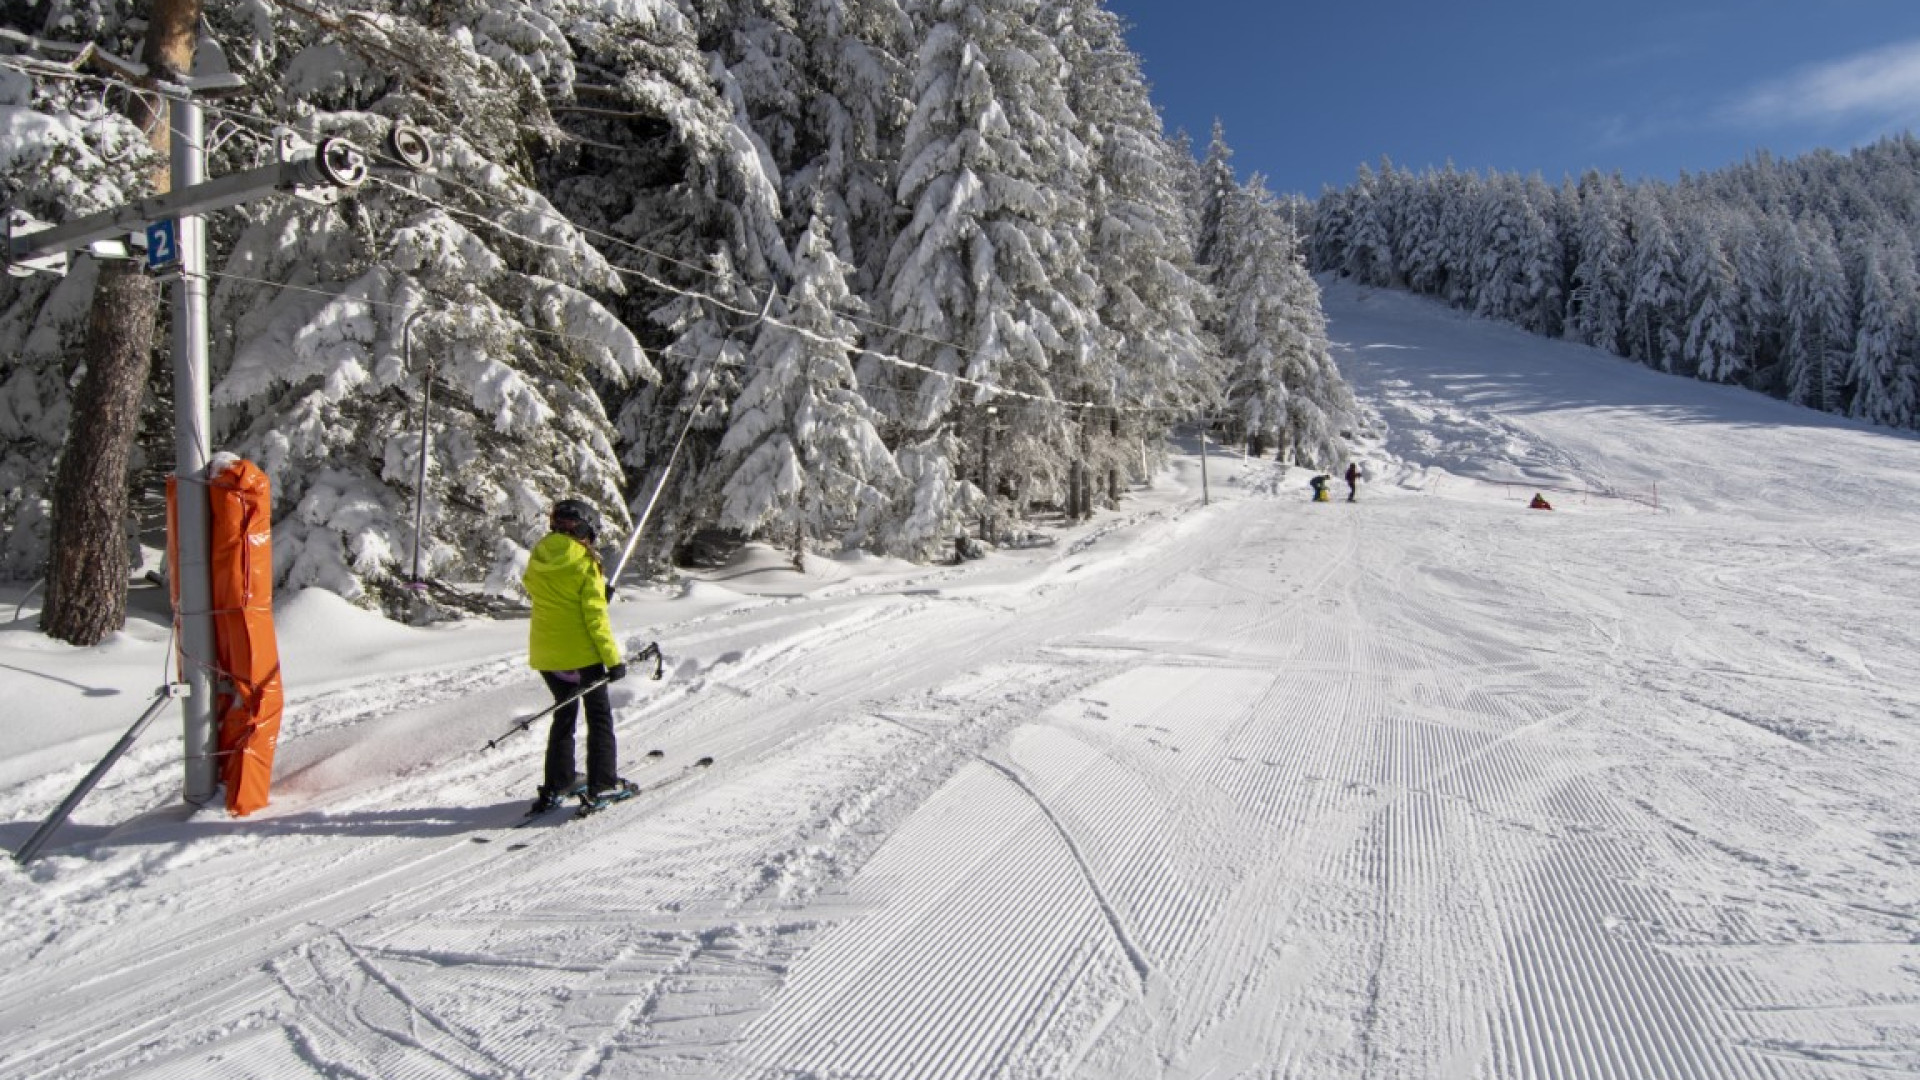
[551,498,600,542]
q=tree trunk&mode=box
[38,0,200,645]
[42,265,162,643]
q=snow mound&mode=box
[684,542,866,597]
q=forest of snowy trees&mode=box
[0,0,1354,628]
[1310,137,1920,432]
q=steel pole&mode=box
[1199,420,1211,507]
[406,310,432,585]
[14,684,186,865]
[979,406,991,542]
[170,89,217,806]
[607,365,720,588]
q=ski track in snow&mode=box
[6,280,1920,1078]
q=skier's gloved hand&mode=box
[605,583,616,602]
[606,663,628,683]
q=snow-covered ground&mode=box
[5,278,1920,1079]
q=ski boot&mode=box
[577,778,640,817]
[528,779,587,816]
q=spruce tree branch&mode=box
[258,0,439,98]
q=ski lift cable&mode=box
[366,174,1192,418]
[196,265,1138,430]
[358,162,1169,409]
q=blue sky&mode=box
[1102,0,1920,196]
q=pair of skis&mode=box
[478,642,693,843]
[474,752,713,845]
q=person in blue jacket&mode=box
[522,498,629,812]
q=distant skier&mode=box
[1529,492,1553,510]
[1344,462,1361,502]
[1310,474,1331,502]
[523,498,631,813]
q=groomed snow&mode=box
[4,278,1919,1078]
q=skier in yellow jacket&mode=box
[523,499,630,812]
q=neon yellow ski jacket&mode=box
[522,532,621,672]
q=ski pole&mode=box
[632,641,665,680]
[484,676,610,751]
[482,643,665,751]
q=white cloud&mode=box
[1725,38,1920,127]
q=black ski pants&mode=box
[540,664,617,794]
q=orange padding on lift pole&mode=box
[168,460,284,816]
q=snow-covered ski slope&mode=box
[4,277,1920,1079]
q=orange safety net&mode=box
[167,460,283,816]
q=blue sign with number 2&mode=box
[146,219,178,270]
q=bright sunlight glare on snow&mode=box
[5,279,1920,1077]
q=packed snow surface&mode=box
[5,279,1920,1078]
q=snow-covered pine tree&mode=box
[201,0,652,610]
[688,0,809,180]
[1272,251,1356,466]
[1521,173,1568,337]
[869,0,1100,554]
[1470,172,1561,336]
[1386,160,1427,291]
[1213,173,1350,464]
[1434,167,1483,310]
[1736,214,1797,396]
[1304,182,1352,281]
[716,213,900,558]
[1623,186,1683,371]
[787,0,912,294]
[530,0,791,571]
[1847,235,1907,426]
[1164,127,1202,254]
[1891,272,1920,431]
[1679,213,1743,382]
[1057,0,1213,503]
[1888,234,1920,431]
[1781,218,1852,413]
[686,0,920,554]
[1398,168,1449,298]
[1567,170,1630,354]
[1342,161,1394,288]
[1192,120,1237,272]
